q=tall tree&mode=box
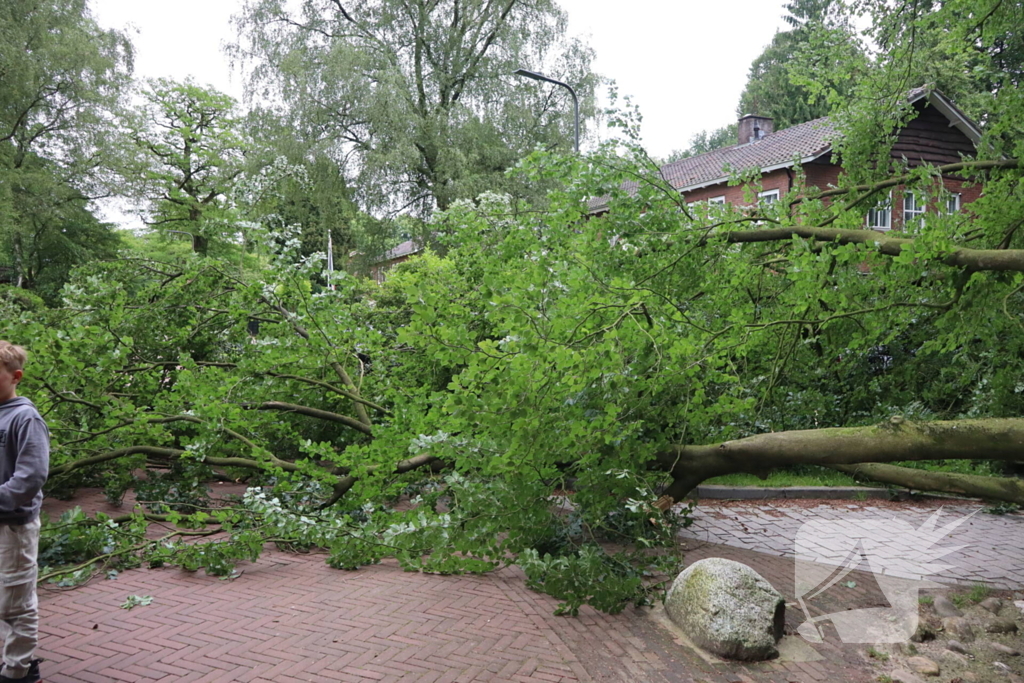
[661,124,737,163]
[0,0,132,296]
[230,0,598,215]
[736,0,865,130]
[126,78,248,256]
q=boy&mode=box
[0,342,48,683]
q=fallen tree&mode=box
[11,0,1024,613]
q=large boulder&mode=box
[664,557,786,661]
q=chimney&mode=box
[738,114,774,144]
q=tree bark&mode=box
[653,417,1024,507]
[831,462,1024,505]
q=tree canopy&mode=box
[230,0,599,216]
[0,0,132,298]
[124,78,249,255]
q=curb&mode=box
[689,485,943,501]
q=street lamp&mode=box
[513,68,579,154]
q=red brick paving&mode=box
[35,492,885,682]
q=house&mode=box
[368,239,424,282]
[591,87,983,229]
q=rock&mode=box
[943,617,976,641]
[961,673,978,683]
[890,668,927,683]
[910,620,937,643]
[995,661,1012,673]
[989,642,1021,656]
[941,649,970,667]
[906,656,940,676]
[985,618,1019,634]
[933,595,963,618]
[913,622,937,643]
[947,639,971,655]
[664,558,785,661]
[980,597,1004,614]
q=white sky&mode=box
[90,0,789,159]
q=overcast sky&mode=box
[91,0,789,159]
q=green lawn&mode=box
[702,460,1004,488]
[704,467,864,488]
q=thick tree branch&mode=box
[267,373,391,415]
[721,225,1024,272]
[831,462,1024,505]
[256,401,373,436]
[330,361,372,427]
[797,158,1019,204]
[317,453,439,509]
[654,418,1024,506]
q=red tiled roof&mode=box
[659,116,837,189]
[590,116,838,212]
[588,87,982,213]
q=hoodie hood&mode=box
[0,397,32,411]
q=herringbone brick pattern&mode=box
[34,492,888,682]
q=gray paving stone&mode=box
[677,501,1024,590]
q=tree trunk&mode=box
[830,463,1024,505]
[653,417,1024,507]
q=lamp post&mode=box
[513,68,579,154]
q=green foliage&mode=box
[0,285,44,313]
[662,125,737,163]
[39,508,148,586]
[120,595,153,609]
[737,0,865,129]
[0,0,131,298]
[231,0,599,213]
[124,78,249,256]
[984,502,1021,515]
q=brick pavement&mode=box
[679,500,1024,589]
[30,491,953,683]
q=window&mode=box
[903,192,925,229]
[866,194,891,231]
[944,193,961,214]
[758,189,780,205]
[708,196,726,205]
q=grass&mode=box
[950,584,991,609]
[918,595,934,606]
[867,647,890,662]
[704,466,862,488]
[703,459,1010,489]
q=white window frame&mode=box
[944,192,961,214]
[758,189,780,205]
[903,191,926,229]
[708,196,726,205]
[866,193,892,231]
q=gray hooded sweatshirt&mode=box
[0,397,49,524]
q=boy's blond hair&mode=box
[0,340,27,372]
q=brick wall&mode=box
[683,168,793,205]
[685,160,982,233]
